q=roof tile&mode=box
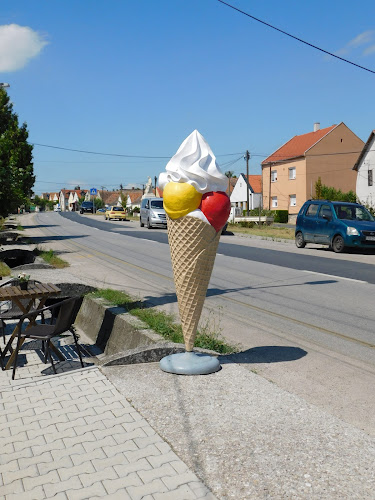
[262,125,337,164]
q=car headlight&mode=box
[347,226,359,236]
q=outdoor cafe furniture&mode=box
[0,278,43,342]
[11,297,85,380]
[0,282,61,370]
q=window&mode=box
[305,204,319,217]
[368,170,373,187]
[318,204,332,219]
[271,170,277,182]
[150,200,163,208]
[289,167,296,180]
[271,196,278,208]
[289,195,296,207]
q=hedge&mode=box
[271,210,289,223]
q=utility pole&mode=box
[245,150,250,215]
[154,176,157,195]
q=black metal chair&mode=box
[0,278,43,343]
[12,297,85,380]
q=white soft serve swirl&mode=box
[159,130,227,194]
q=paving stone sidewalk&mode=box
[0,367,216,500]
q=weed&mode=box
[33,248,69,268]
[0,261,11,277]
[229,224,294,239]
[89,288,239,354]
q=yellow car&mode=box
[105,206,127,221]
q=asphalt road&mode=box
[62,211,375,283]
[32,212,375,434]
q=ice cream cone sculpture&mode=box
[159,130,231,351]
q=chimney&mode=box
[314,122,320,132]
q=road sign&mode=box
[90,188,97,196]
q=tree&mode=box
[0,88,35,217]
[33,195,47,211]
[94,197,104,209]
[315,177,323,199]
[314,178,356,203]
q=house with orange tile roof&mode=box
[125,190,143,210]
[229,174,262,211]
[261,122,364,216]
[59,188,88,211]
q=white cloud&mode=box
[332,30,375,59]
[0,24,48,72]
[363,44,375,56]
[347,30,375,48]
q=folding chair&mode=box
[12,297,84,380]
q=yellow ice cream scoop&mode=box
[163,182,202,219]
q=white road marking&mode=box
[302,270,368,284]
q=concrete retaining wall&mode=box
[75,296,166,356]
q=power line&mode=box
[31,142,243,158]
[217,0,375,75]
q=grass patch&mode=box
[17,224,24,231]
[229,223,294,240]
[89,288,239,354]
[0,261,11,277]
[33,248,69,268]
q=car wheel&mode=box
[147,218,152,229]
[295,232,306,248]
[332,235,345,253]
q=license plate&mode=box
[366,236,375,241]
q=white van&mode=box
[140,197,167,229]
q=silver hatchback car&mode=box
[140,197,167,229]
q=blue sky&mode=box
[1,0,375,194]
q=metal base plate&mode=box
[159,352,221,375]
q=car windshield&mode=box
[334,204,374,222]
[113,207,124,211]
[150,200,163,209]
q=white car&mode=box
[54,205,61,212]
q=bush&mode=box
[239,221,255,228]
[314,178,357,203]
[272,210,289,223]
[242,209,273,217]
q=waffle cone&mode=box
[167,215,221,351]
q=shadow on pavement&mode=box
[28,235,88,243]
[219,346,307,364]
[143,279,337,307]
[23,224,58,229]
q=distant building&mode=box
[261,122,363,215]
[230,174,262,211]
[353,129,375,208]
[59,188,88,211]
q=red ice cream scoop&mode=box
[199,191,231,232]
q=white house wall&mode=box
[230,174,261,210]
[356,136,375,208]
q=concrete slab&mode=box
[102,362,375,499]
